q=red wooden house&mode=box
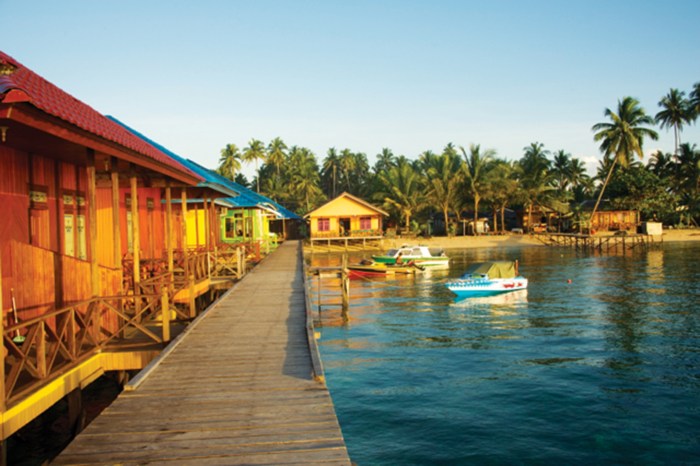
[0,51,204,326]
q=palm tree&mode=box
[373,148,396,174]
[375,158,425,231]
[591,96,659,223]
[322,147,341,198]
[676,143,700,224]
[647,150,676,179]
[422,151,463,235]
[689,82,700,122]
[655,88,691,155]
[517,143,554,232]
[551,150,572,193]
[266,137,288,178]
[288,146,323,214]
[339,148,356,192]
[243,138,267,192]
[482,160,518,233]
[217,143,242,180]
[460,144,495,234]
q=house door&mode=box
[340,218,351,236]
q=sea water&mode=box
[312,243,700,465]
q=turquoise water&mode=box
[312,244,700,465]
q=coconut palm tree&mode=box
[288,146,323,214]
[217,143,242,180]
[551,150,572,194]
[373,148,397,174]
[266,137,288,178]
[655,88,691,155]
[591,96,659,222]
[243,138,267,192]
[517,143,554,231]
[689,82,700,122]
[460,144,496,234]
[482,159,518,233]
[422,151,463,235]
[375,158,425,231]
[321,147,341,198]
[339,148,356,192]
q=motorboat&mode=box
[445,260,527,297]
[372,245,449,268]
[347,260,423,279]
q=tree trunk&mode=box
[473,197,480,235]
[443,209,449,237]
[590,156,619,231]
[500,206,506,234]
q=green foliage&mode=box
[215,81,700,228]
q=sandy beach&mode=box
[382,228,700,250]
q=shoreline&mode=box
[383,228,700,250]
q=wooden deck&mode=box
[53,241,351,465]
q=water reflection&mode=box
[313,243,700,464]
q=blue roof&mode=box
[107,116,239,197]
[107,116,301,220]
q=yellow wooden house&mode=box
[305,192,388,238]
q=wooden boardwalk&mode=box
[54,241,351,465]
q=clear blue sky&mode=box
[2,0,699,178]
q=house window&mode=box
[318,218,330,232]
[360,217,371,230]
[29,186,50,248]
[224,217,236,239]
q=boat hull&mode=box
[371,256,449,267]
[347,264,419,279]
[446,278,528,297]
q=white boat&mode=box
[445,261,527,297]
[372,245,449,268]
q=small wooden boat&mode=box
[371,245,449,268]
[347,261,424,278]
[445,260,527,298]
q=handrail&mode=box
[2,291,169,407]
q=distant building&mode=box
[305,192,388,238]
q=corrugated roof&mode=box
[0,51,199,180]
[108,116,239,197]
[107,116,301,220]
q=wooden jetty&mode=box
[53,241,351,465]
[533,232,662,252]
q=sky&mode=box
[2,0,699,179]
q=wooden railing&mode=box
[1,243,255,410]
[2,291,170,407]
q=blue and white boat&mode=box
[445,260,527,298]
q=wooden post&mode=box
[0,248,6,414]
[188,274,196,318]
[66,388,85,437]
[161,286,170,342]
[181,189,188,277]
[236,246,243,279]
[37,322,47,379]
[130,172,141,296]
[110,158,122,270]
[165,183,173,275]
[341,255,349,320]
[87,151,99,296]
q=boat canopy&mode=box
[463,261,518,279]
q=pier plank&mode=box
[54,241,350,465]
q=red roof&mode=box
[0,51,200,180]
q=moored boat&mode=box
[347,261,423,279]
[445,260,527,297]
[372,245,449,268]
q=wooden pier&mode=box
[533,232,662,252]
[53,241,350,465]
